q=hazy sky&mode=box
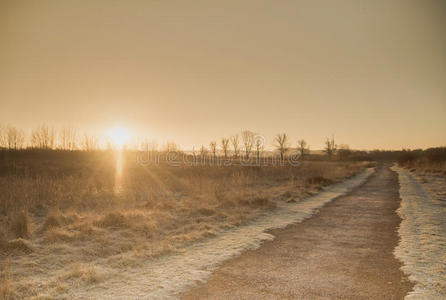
[1,0,445,150]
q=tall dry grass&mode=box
[0,260,13,300]
[397,147,446,175]
[0,150,370,298]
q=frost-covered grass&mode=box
[0,151,369,299]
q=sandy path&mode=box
[182,164,413,299]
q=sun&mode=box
[108,126,132,149]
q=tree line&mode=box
[0,124,98,151]
[0,124,341,158]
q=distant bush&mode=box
[397,151,421,165]
[425,147,446,163]
[397,147,446,173]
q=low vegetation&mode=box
[0,149,370,299]
[397,147,446,174]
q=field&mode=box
[0,150,370,299]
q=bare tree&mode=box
[17,131,25,149]
[164,141,178,152]
[15,129,25,150]
[192,146,196,161]
[49,127,56,149]
[241,130,255,159]
[200,145,208,158]
[210,141,217,160]
[31,124,56,149]
[30,126,43,148]
[297,139,309,159]
[274,133,289,161]
[230,134,240,158]
[221,138,230,159]
[59,127,77,150]
[82,133,98,152]
[254,135,264,161]
[141,138,158,153]
[6,125,25,150]
[0,125,6,149]
[324,135,337,158]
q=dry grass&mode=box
[2,239,33,254]
[399,157,446,177]
[0,261,13,300]
[8,211,30,239]
[61,263,104,284]
[398,148,446,175]
[0,150,371,298]
[0,230,5,250]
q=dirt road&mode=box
[182,165,413,299]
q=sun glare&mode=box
[108,126,131,149]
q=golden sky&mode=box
[0,0,445,150]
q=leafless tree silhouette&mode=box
[324,135,337,158]
[210,141,217,160]
[141,139,158,154]
[274,133,289,161]
[59,127,77,150]
[230,134,240,158]
[0,125,6,149]
[241,130,255,159]
[31,124,56,149]
[200,145,208,158]
[297,139,309,159]
[164,141,178,152]
[82,133,98,152]
[192,146,197,162]
[254,136,263,161]
[6,125,25,150]
[221,138,230,159]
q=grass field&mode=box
[0,150,370,299]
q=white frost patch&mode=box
[69,168,374,300]
[392,166,446,300]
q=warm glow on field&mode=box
[108,126,132,149]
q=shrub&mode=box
[397,151,420,165]
[425,147,446,163]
